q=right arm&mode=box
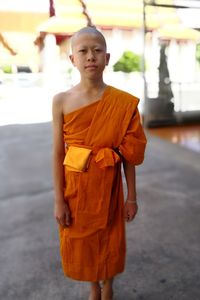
[52,94,70,227]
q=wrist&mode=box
[54,195,65,205]
[126,193,136,202]
[126,195,137,204]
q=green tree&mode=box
[113,51,142,73]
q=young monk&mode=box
[52,26,147,300]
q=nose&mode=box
[87,50,96,61]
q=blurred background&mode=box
[0,1,200,300]
[0,0,200,127]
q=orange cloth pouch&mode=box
[63,146,92,172]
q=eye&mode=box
[79,49,86,53]
[95,48,102,52]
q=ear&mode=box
[105,53,110,65]
[69,54,75,66]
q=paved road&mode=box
[0,123,200,300]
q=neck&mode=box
[79,77,106,92]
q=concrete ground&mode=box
[0,122,200,300]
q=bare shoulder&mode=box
[53,85,83,117]
[52,87,75,115]
[62,85,83,115]
[52,92,65,114]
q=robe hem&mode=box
[63,266,125,282]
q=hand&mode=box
[54,201,71,227]
[124,200,138,222]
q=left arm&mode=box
[119,105,147,222]
[123,159,138,222]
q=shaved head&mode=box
[71,26,107,51]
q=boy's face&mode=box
[69,33,110,79]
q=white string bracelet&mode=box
[126,200,137,204]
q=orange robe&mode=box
[59,86,147,282]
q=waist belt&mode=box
[63,145,121,172]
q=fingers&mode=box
[124,205,138,222]
[54,201,71,228]
[125,213,134,222]
[65,212,71,226]
[56,211,71,227]
[56,216,66,227]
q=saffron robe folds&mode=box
[59,86,147,281]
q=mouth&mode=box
[85,65,98,70]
